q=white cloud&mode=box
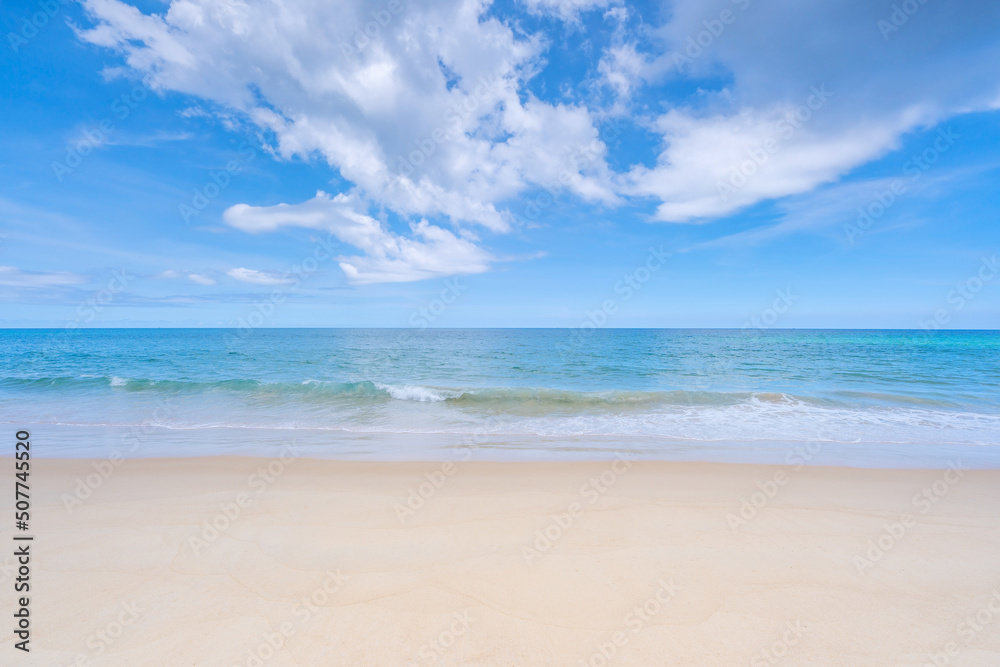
[155,269,218,285]
[616,0,1000,222]
[226,268,295,286]
[77,0,1000,244]
[187,273,216,285]
[78,0,617,235]
[0,266,85,287]
[153,269,180,279]
[521,0,615,23]
[598,42,645,103]
[624,97,913,222]
[223,191,492,284]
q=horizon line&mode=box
[1,327,998,332]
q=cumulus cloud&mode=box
[624,93,912,221]
[77,0,617,231]
[620,0,1000,221]
[76,0,1000,252]
[223,191,492,284]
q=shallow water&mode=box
[2,328,998,464]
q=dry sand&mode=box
[4,455,1000,666]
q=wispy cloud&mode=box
[104,129,194,147]
[187,273,216,285]
[155,269,218,285]
[688,160,995,252]
[226,267,295,286]
[0,266,85,287]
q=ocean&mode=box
[2,328,999,467]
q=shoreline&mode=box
[10,422,1000,469]
[6,457,1000,664]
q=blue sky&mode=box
[1,0,998,328]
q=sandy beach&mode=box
[7,0,1000,661]
[5,456,1000,666]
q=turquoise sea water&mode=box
[1,328,999,466]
